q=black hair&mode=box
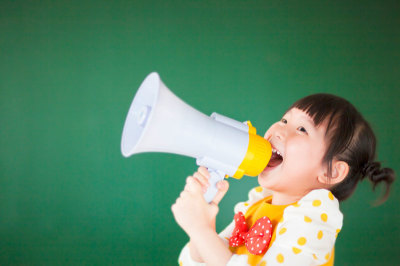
[288,93,395,204]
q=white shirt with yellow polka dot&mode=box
[178,187,343,266]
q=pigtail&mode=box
[361,161,395,205]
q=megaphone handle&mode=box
[203,168,226,203]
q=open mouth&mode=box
[266,148,283,168]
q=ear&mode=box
[318,160,349,186]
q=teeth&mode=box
[272,148,282,156]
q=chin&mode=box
[257,173,270,187]
[258,167,280,189]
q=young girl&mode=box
[171,93,395,266]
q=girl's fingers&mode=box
[198,166,211,178]
[193,172,209,193]
[185,176,202,194]
[212,180,229,205]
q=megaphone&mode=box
[121,72,272,202]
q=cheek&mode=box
[285,139,322,169]
[286,138,309,157]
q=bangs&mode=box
[288,93,349,133]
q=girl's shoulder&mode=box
[284,189,343,231]
[297,188,341,210]
[289,188,343,225]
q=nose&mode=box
[263,123,287,142]
[274,125,286,141]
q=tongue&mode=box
[267,153,283,168]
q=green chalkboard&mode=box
[1,0,399,265]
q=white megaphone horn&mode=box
[121,72,272,202]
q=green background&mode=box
[1,0,399,265]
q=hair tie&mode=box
[362,163,369,174]
[361,161,380,178]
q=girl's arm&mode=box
[188,241,202,262]
[172,174,231,265]
[189,227,232,265]
[178,219,236,265]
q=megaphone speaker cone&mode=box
[121,72,160,157]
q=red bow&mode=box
[229,212,272,255]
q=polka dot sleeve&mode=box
[259,189,343,266]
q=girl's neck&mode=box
[271,191,303,205]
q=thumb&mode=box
[211,180,229,205]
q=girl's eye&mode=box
[298,126,308,134]
[281,118,287,124]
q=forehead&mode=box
[286,108,314,123]
[285,108,330,132]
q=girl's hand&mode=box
[171,167,229,237]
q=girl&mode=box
[171,94,395,266]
